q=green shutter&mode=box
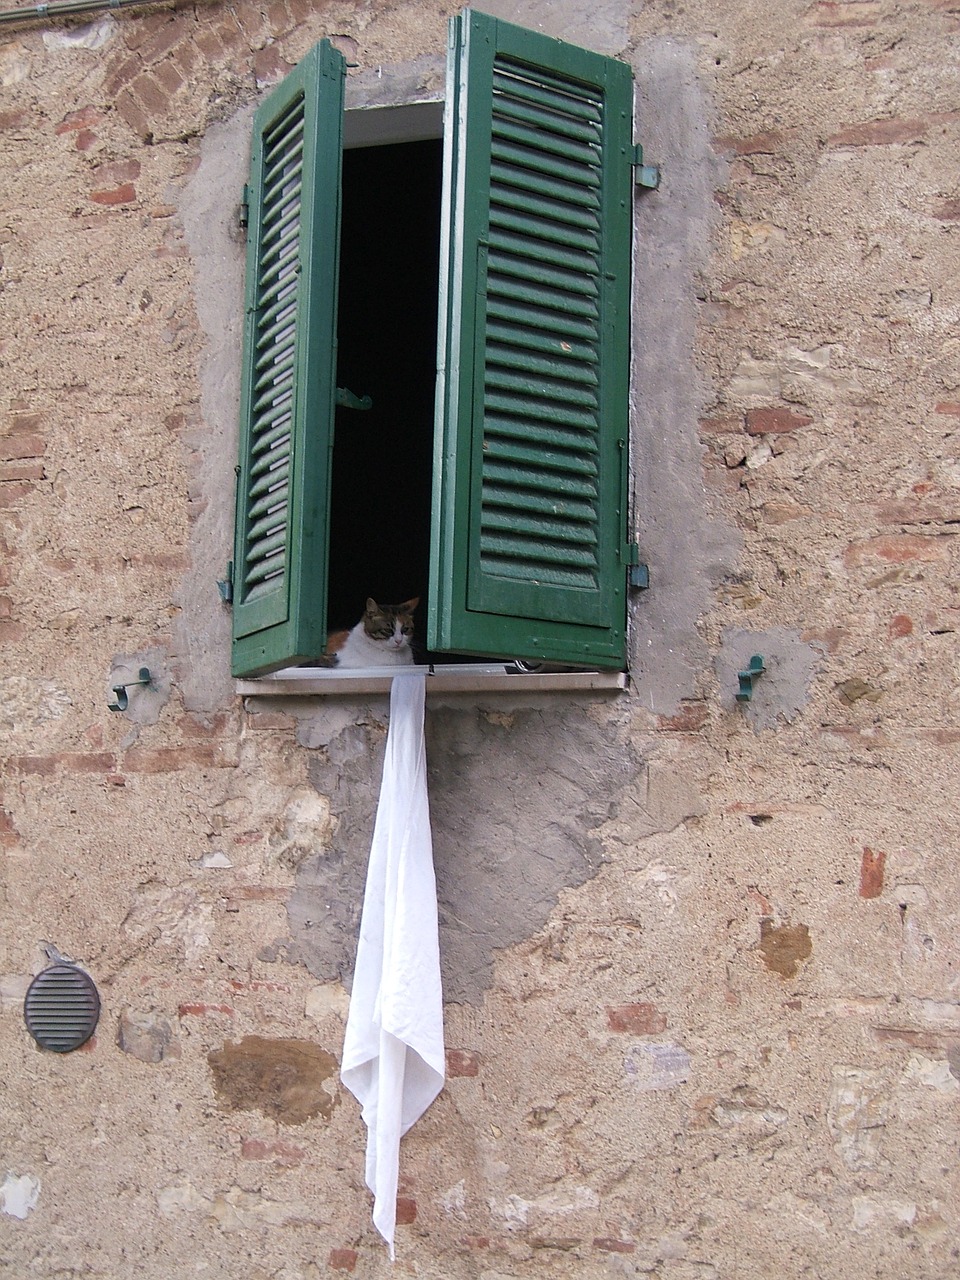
[231,42,345,677]
[429,9,633,669]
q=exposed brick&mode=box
[859,847,885,899]
[843,534,947,567]
[178,1003,235,1018]
[935,402,960,416]
[240,1138,306,1165]
[55,106,103,134]
[5,752,116,775]
[888,613,914,638]
[152,58,185,97]
[130,71,171,117]
[328,1249,358,1272]
[115,88,152,139]
[122,744,238,773]
[877,497,960,524]
[94,158,141,185]
[827,117,928,147]
[6,411,43,434]
[594,1238,637,1253]
[91,184,137,206]
[254,44,294,87]
[446,1048,480,1077]
[0,430,45,460]
[872,1026,958,1051]
[699,414,744,435]
[0,806,20,850]
[0,481,36,507]
[137,21,186,65]
[745,406,813,434]
[933,198,960,220]
[0,462,43,482]
[806,1,882,25]
[606,1002,668,1035]
[0,110,26,130]
[656,701,708,732]
[395,1197,417,1225]
[75,129,98,151]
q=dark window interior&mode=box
[327,137,443,658]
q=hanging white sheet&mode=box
[340,671,445,1257]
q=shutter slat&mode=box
[488,226,601,277]
[492,65,602,123]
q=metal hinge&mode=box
[623,542,650,589]
[238,184,249,230]
[217,561,234,604]
[632,145,661,192]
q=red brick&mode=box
[699,414,744,435]
[0,481,36,507]
[934,198,960,220]
[936,402,960,416]
[240,1138,305,1165]
[55,106,103,134]
[745,406,813,435]
[104,51,144,97]
[6,752,116,775]
[859,847,885,899]
[606,1002,668,1035]
[94,158,141,184]
[6,411,43,434]
[0,110,26,130]
[877,496,960,524]
[115,89,152,139]
[130,71,171,117]
[254,44,294,87]
[152,58,185,96]
[827,117,928,147]
[843,534,947,567]
[395,1197,417,1225]
[0,807,20,850]
[888,613,913,639]
[328,1249,358,1272]
[594,1238,637,1254]
[177,1003,234,1018]
[446,1048,480,1077]
[137,21,185,64]
[75,130,98,151]
[91,184,137,206]
[122,744,237,773]
[806,1,881,25]
[0,462,43,482]
[656,702,708,732]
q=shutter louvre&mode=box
[430,10,633,667]
[231,41,344,677]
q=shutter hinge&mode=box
[632,145,661,192]
[238,185,249,230]
[217,561,234,604]
[623,543,650,589]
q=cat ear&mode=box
[400,597,420,612]
[365,598,379,614]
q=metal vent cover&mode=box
[23,963,101,1053]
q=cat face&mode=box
[362,597,419,654]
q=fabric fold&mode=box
[341,672,445,1257]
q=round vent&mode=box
[23,963,101,1053]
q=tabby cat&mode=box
[323,598,419,667]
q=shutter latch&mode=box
[632,145,660,192]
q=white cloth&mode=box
[340,672,445,1257]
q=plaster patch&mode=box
[208,1035,339,1124]
[283,705,643,1002]
[716,627,821,728]
[0,1173,40,1220]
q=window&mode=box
[230,8,637,678]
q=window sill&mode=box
[236,664,627,697]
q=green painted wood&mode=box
[232,41,345,677]
[429,8,634,667]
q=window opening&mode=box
[328,115,450,662]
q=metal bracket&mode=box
[633,145,661,191]
[108,667,151,712]
[735,655,766,702]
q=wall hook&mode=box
[108,667,151,712]
[735,655,766,702]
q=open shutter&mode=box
[231,42,345,677]
[429,9,634,669]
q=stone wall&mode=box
[1,0,959,1276]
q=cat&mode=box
[322,597,419,668]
